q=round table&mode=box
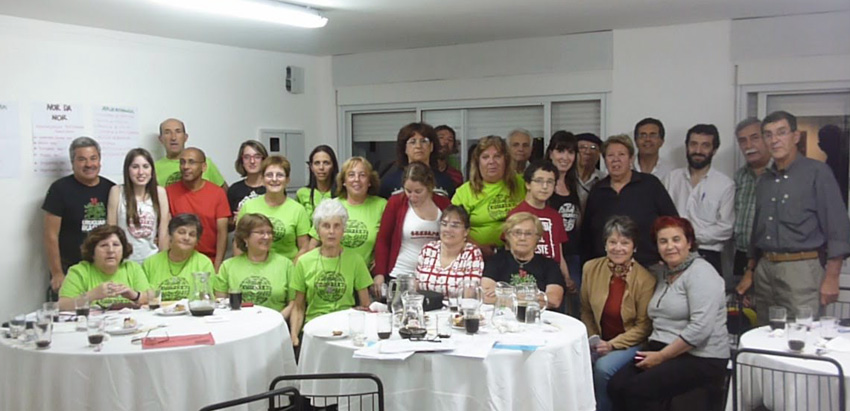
[0,305,297,411]
[298,308,596,411]
[728,326,850,411]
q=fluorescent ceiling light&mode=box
[150,0,328,28]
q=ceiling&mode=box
[1,0,848,56]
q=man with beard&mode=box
[42,137,115,297]
[166,147,231,271]
[663,124,734,274]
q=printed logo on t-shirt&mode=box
[558,202,578,232]
[487,193,515,220]
[536,218,555,259]
[410,230,439,239]
[166,171,182,187]
[342,219,368,249]
[82,197,107,233]
[315,270,346,302]
[159,277,191,301]
[267,216,287,243]
[128,210,156,239]
[236,191,260,215]
[240,276,272,305]
[510,270,536,286]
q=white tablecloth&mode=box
[298,309,595,411]
[0,306,297,411]
[728,326,850,411]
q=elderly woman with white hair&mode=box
[289,199,374,348]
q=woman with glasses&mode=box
[451,135,526,257]
[379,122,456,199]
[236,156,311,261]
[106,148,170,264]
[374,162,450,293]
[214,213,295,318]
[481,213,564,309]
[415,205,483,294]
[296,145,338,219]
[227,140,268,224]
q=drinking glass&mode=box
[787,322,806,352]
[437,312,452,339]
[9,314,25,339]
[35,316,52,349]
[447,287,460,312]
[75,295,91,318]
[796,306,813,330]
[42,302,59,322]
[349,311,366,347]
[147,289,162,311]
[821,316,838,340]
[228,286,242,311]
[525,301,542,325]
[769,306,787,330]
[376,312,393,340]
[87,316,106,348]
[463,307,480,335]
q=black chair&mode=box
[199,385,300,411]
[270,373,384,411]
[732,348,846,411]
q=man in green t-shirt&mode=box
[155,118,227,189]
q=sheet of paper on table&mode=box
[379,339,456,354]
[444,336,496,359]
[353,343,414,361]
[825,336,850,352]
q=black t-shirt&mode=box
[378,166,456,199]
[483,251,566,292]
[226,179,266,215]
[41,175,115,267]
[548,191,581,256]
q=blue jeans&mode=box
[593,345,641,411]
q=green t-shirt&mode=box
[451,175,526,247]
[290,248,373,323]
[59,260,151,307]
[237,196,311,259]
[308,197,387,265]
[213,253,294,312]
[154,157,226,187]
[142,250,215,301]
[295,187,333,221]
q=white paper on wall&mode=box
[31,102,86,177]
[0,102,21,178]
[92,105,140,176]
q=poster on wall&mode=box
[92,105,139,176]
[0,102,21,178]
[31,102,86,176]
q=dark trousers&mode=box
[732,250,749,278]
[607,341,728,411]
[698,249,722,276]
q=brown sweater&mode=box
[580,257,656,349]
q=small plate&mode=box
[314,330,347,339]
[106,324,141,335]
[155,307,189,317]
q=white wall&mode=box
[0,15,335,318]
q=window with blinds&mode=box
[352,111,416,142]
[551,100,602,136]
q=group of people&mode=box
[41,111,850,411]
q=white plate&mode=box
[106,324,141,335]
[313,330,348,339]
[155,307,189,317]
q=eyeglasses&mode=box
[242,154,264,162]
[406,137,431,146]
[578,144,598,152]
[509,230,537,239]
[440,221,465,229]
[251,230,274,237]
[264,172,287,180]
[531,178,556,186]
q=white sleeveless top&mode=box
[116,186,159,264]
[389,205,441,278]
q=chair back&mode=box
[732,347,846,411]
[199,385,300,411]
[270,373,384,411]
[823,286,850,318]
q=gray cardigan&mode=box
[648,258,729,359]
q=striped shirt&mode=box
[733,166,760,252]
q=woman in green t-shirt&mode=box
[451,135,525,257]
[58,225,151,310]
[291,199,373,348]
[307,156,387,267]
[237,156,311,260]
[215,214,295,318]
[296,145,338,220]
[142,213,214,301]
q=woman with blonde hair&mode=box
[451,135,525,257]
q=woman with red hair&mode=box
[607,216,728,411]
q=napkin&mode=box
[142,332,215,349]
[353,343,414,361]
[369,302,388,313]
[825,336,850,352]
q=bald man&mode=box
[155,118,227,189]
[166,147,231,271]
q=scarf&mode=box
[606,258,633,279]
[661,252,700,281]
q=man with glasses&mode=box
[576,133,606,209]
[166,147,231,271]
[508,128,534,173]
[747,111,850,324]
[379,122,456,199]
[155,118,227,189]
[633,117,673,181]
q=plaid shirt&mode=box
[733,165,760,252]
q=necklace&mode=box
[317,248,343,274]
[168,252,191,277]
